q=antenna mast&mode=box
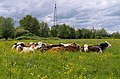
[54,1,57,26]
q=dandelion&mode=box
[64,71,66,74]
[94,77,97,79]
[41,75,47,79]
[8,68,11,71]
[66,64,68,67]
[14,62,16,64]
[84,76,86,79]
[74,74,77,77]
[79,75,84,79]
[37,75,40,78]
[72,65,75,68]
[67,69,71,73]
[79,56,83,59]
[30,73,34,76]
[34,64,37,68]
[13,62,16,66]
[83,68,86,70]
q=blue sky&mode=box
[0,0,120,33]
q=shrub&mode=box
[16,36,40,40]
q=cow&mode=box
[20,45,35,53]
[96,41,111,51]
[60,42,77,47]
[46,43,80,52]
[82,44,89,52]
[12,42,36,53]
[64,45,80,52]
[12,43,23,52]
[88,45,102,53]
[82,41,111,53]
[43,43,64,50]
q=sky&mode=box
[0,0,120,33]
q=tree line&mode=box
[0,15,120,40]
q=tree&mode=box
[58,24,70,39]
[19,15,39,36]
[0,16,15,40]
[111,31,120,38]
[81,28,92,38]
[76,29,82,39]
[15,27,30,38]
[38,21,50,37]
[96,28,108,37]
[90,27,96,38]
[50,25,59,37]
[68,27,76,39]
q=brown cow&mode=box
[46,44,80,52]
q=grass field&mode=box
[0,39,120,79]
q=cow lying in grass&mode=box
[82,41,111,53]
[46,43,80,52]
[12,42,79,53]
[12,41,44,53]
[12,41,111,53]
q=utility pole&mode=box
[54,1,57,26]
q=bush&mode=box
[16,36,40,40]
[49,37,61,40]
[95,36,101,39]
[39,37,61,40]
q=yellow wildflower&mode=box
[30,73,34,76]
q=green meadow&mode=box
[0,39,120,79]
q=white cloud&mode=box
[0,0,120,33]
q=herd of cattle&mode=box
[12,41,111,53]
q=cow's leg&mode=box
[98,47,102,53]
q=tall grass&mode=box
[0,39,120,79]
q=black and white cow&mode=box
[97,41,111,51]
[83,41,111,53]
